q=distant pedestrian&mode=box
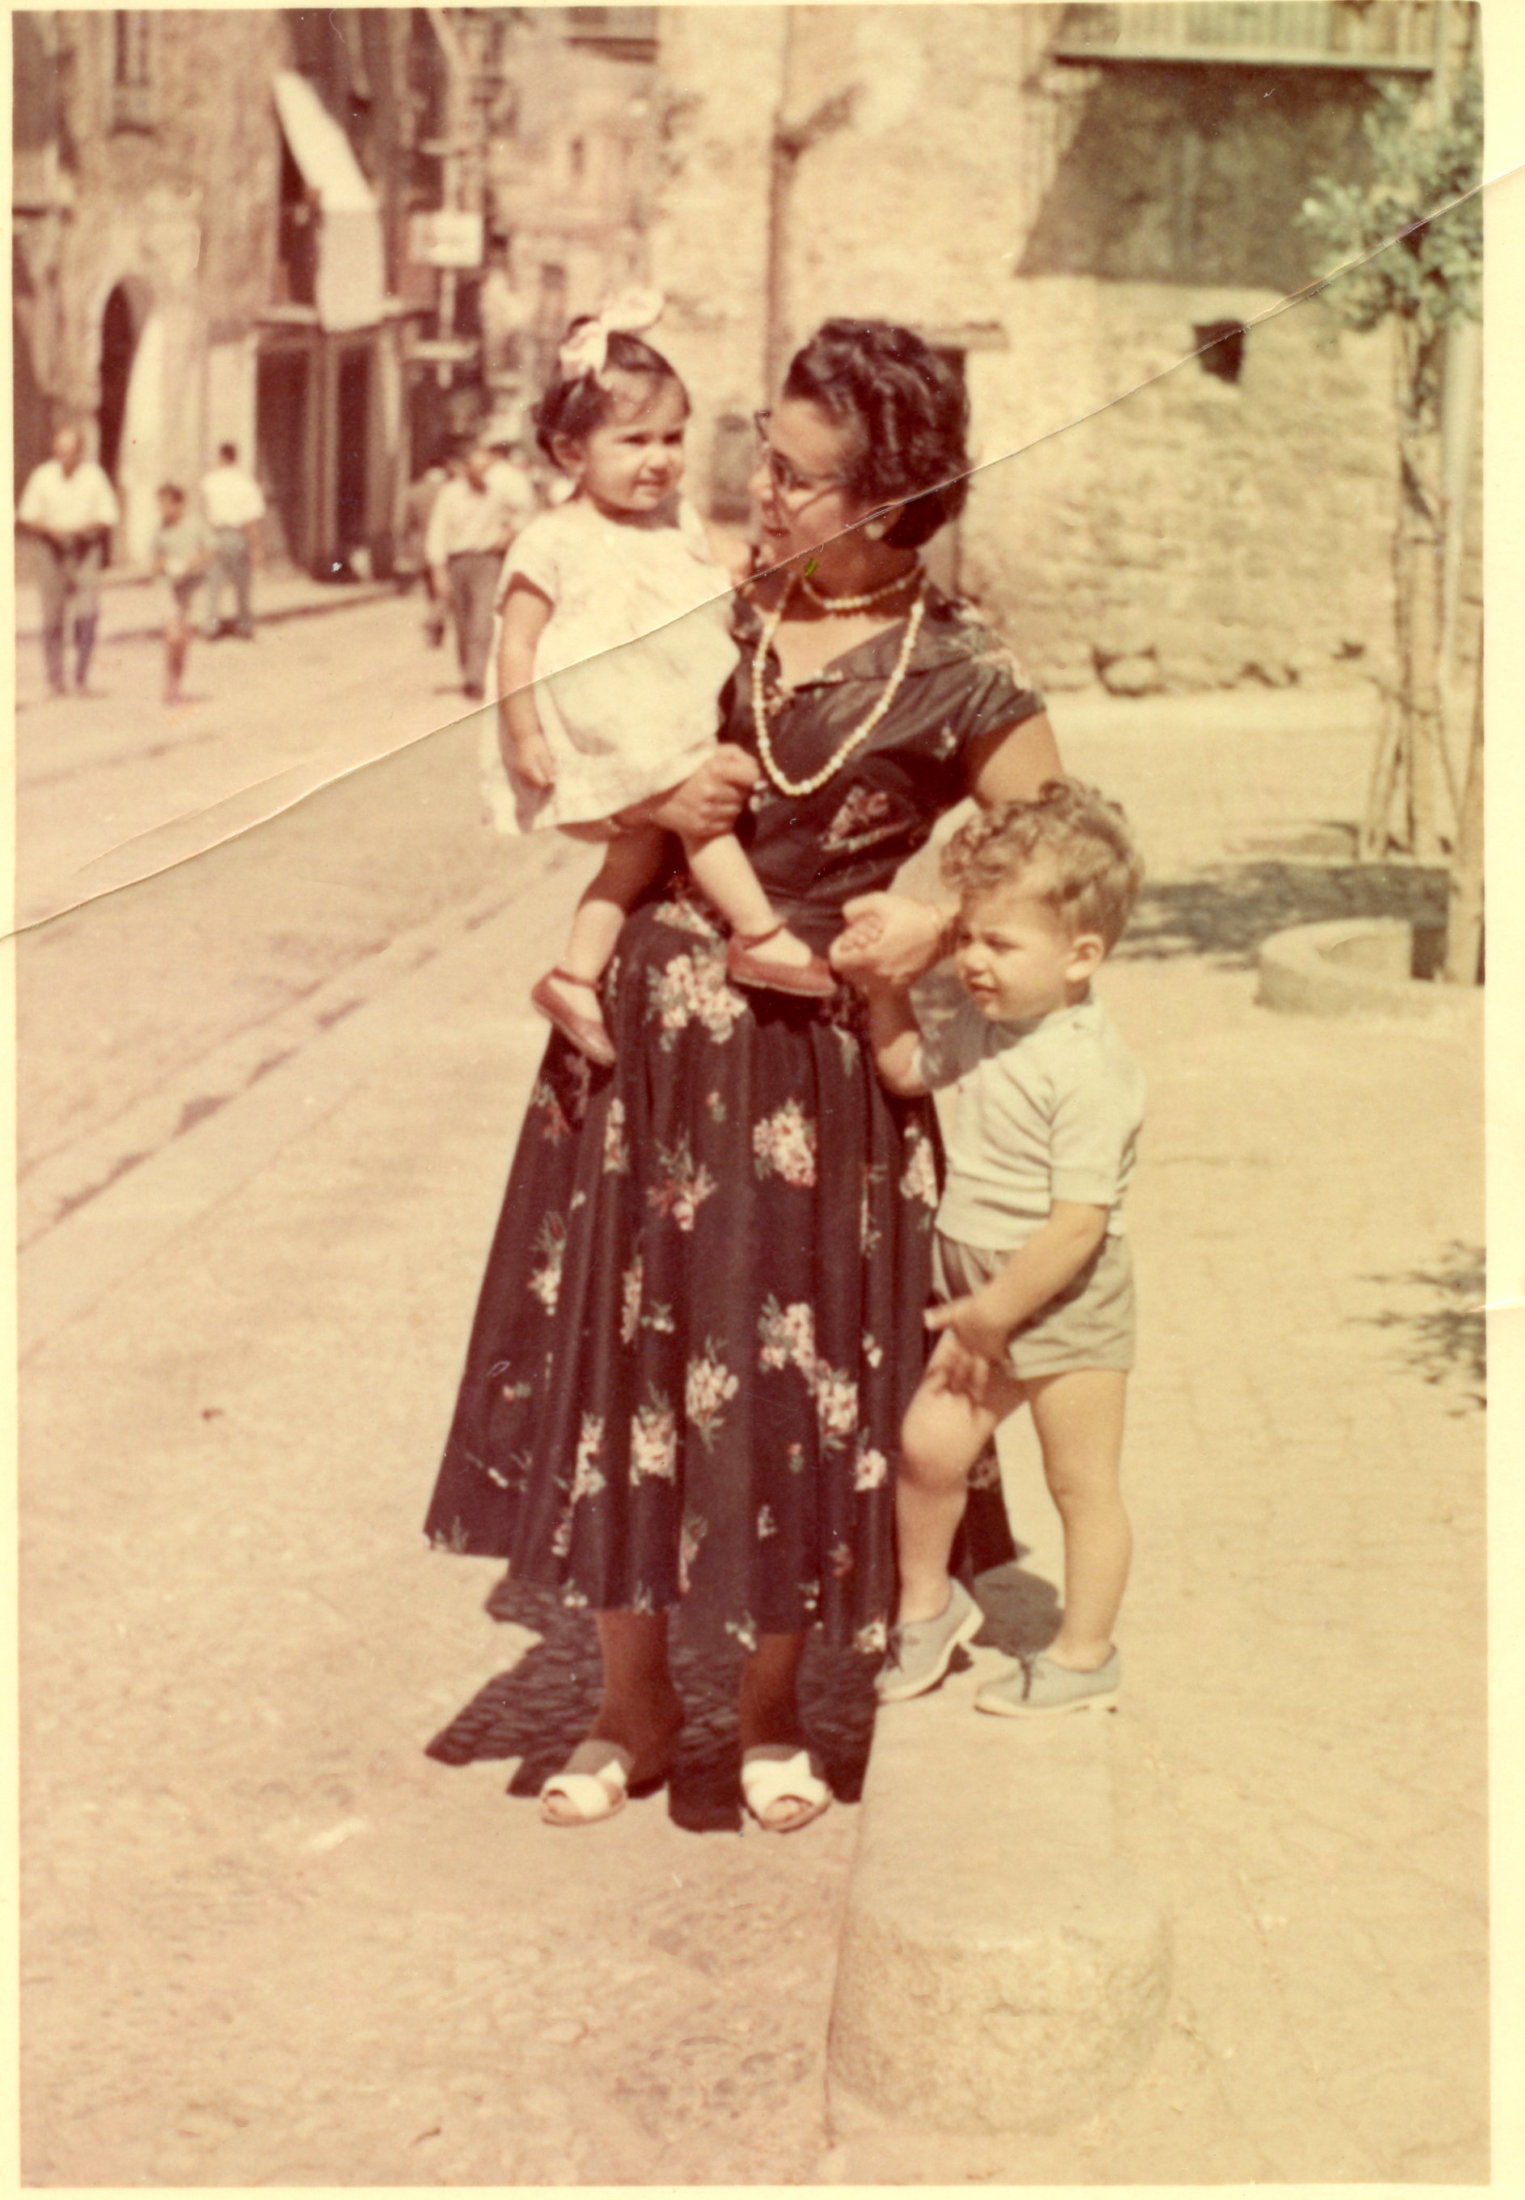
[484,433,539,535]
[199,442,265,639]
[860,781,1146,1718]
[151,483,211,706]
[399,448,455,647]
[425,438,526,700]
[17,424,120,696]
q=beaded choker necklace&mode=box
[799,562,922,615]
[751,574,928,799]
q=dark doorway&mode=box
[98,282,138,485]
[257,347,311,567]
[336,348,371,570]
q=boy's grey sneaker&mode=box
[875,1579,984,1703]
[974,1647,1121,1718]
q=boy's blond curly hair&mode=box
[941,779,1144,951]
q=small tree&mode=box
[1300,64,1482,938]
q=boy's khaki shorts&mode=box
[932,1229,1136,1380]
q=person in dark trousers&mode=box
[399,447,457,646]
[424,438,523,699]
[199,442,266,638]
[18,425,120,695]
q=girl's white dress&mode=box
[485,495,738,835]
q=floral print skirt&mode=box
[425,894,1013,1651]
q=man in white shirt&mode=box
[426,438,533,700]
[199,442,267,639]
[17,425,121,695]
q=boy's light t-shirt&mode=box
[914,991,1145,1248]
[154,513,211,580]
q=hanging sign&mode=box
[409,211,484,268]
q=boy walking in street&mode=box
[858,781,1146,1716]
[151,484,210,705]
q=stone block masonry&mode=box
[649,4,1428,698]
[828,1657,1170,2137]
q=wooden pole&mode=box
[1442,639,1484,984]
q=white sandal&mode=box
[539,1740,635,1826]
[740,1745,832,1833]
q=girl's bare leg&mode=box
[683,830,818,970]
[164,620,188,703]
[1027,1369,1130,1669]
[897,1357,1025,1623]
[556,822,667,996]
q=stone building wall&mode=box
[646,8,787,515]
[16,10,291,559]
[646,3,1436,695]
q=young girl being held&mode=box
[497,296,834,1067]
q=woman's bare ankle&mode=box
[588,1685,683,1768]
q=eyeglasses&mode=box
[753,412,847,504]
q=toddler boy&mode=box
[860,779,1146,1715]
[151,484,210,706]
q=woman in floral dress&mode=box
[425,320,1063,1828]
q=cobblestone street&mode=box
[19,629,1488,2182]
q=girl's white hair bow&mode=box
[557,288,665,380]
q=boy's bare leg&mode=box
[556,822,667,999]
[898,1351,1026,1623]
[683,829,818,971]
[1026,1368,1130,1669]
[164,617,189,703]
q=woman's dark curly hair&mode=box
[533,326,687,464]
[782,320,971,549]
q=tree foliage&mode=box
[1299,77,1481,372]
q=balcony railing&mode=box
[1050,2,1439,71]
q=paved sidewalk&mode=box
[19,682,1487,2182]
[13,555,396,650]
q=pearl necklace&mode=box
[799,562,922,615]
[751,575,928,799]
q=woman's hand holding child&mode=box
[831,892,951,986]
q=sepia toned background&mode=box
[14,3,1495,2186]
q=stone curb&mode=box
[1256,916,1482,1020]
[827,1639,1171,2139]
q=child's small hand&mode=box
[924,1293,1010,1401]
[507,727,556,790]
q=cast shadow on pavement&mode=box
[424,1559,1061,1833]
[1116,836,1448,969]
[1361,1239,1485,1413]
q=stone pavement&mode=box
[19,678,1488,2182]
[14,555,395,653]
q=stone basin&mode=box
[1256,917,1480,1018]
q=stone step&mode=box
[827,1604,1170,2140]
